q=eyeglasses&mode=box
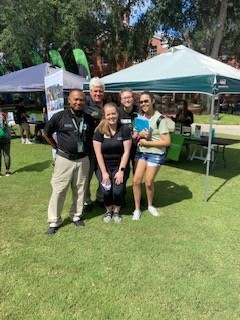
[140,99,150,104]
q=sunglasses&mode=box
[140,99,150,104]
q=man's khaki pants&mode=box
[48,155,90,227]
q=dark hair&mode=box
[68,89,84,96]
[140,91,155,102]
[140,91,157,110]
[181,100,188,108]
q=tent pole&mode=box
[204,95,215,201]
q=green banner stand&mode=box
[0,65,5,75]
[167,134,185,161]
[12,52,23,70]
[73,48,91,79]
[49,50,66,70]
[30,51,43,65]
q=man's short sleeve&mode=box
[44,115,58,135]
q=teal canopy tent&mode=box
[84,45,240,95]
[83,45,240,201]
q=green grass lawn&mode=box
[195,113,240,125]
[0,134,240,320]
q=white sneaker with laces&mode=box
[148,206,160,217]
[132,210,141,221]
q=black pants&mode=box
[0,138,11,172]
[96,166,130,207]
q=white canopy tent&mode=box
[0,63,87,92]
[84,45,240,200]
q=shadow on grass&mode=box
[121,180,192,216]
[85,179,192,220]
[15,160,52,173]
[165,146,240,200]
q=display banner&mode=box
[44,70,64,120]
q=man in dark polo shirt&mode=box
[83,77,105,212]
[43,89,94,235]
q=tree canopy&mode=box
[0,0,240,74]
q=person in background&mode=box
[118,88,139,205]
[84,77,105,212]
[42,106,48,122]
[42,89,94,235]
[168,99,194,159]
[15,97,33,144]
[0,110,11,176]
[132,91,170,220]
[93,102,132,223]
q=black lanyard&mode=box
[71,115,84,139]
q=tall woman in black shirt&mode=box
[93,103,132,223]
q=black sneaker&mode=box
[46,226,59,235]
[74,219,85,227]
[83,203,92,213]
[95,199,105,208]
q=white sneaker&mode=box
[113,213,122,223]
[148,206,160,217]
[21,138,26,144]
[25,139,33,144]
[103,212,112,223]
[132,210,141,220]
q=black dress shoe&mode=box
[95,199,105,208]
[74,219,85,227]
[46,226,59,235]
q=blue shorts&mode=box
[135,152,166,167]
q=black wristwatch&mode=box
[120,167,125,172]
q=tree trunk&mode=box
[211,0,228,59]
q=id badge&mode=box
[77,141,83,153]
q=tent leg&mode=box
[204,95,215,201]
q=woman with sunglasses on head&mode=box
[132,91,171,220]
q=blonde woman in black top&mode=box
[93,103,132,223]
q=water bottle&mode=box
[101,181,111,191]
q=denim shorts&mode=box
[135,152,166,166]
